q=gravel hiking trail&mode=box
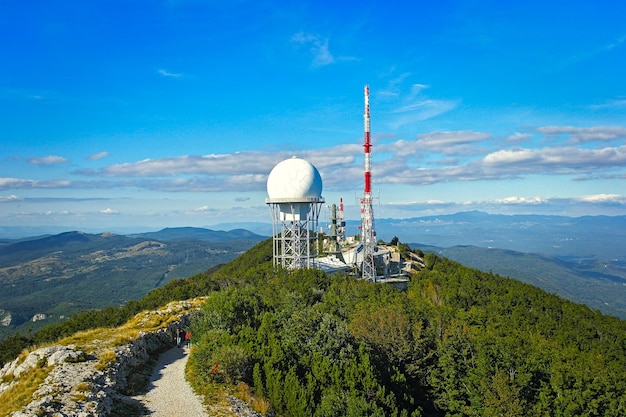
[133,346,208,417]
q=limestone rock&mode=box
[4,304,196,417]
[1,310,11,326]
[32,313,49,322]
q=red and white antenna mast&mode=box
[360,85,377,280]
[339,197,345,243]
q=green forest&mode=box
[187,240,626,416]
[2,238,626,416]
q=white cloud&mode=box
[494,196,547,205]
[537,126,626,143]
[88,151,109,160]
[575,194,625,203]
[29,155,69,165]
[0,194,23,202]
[0,178,31,188]
[483,146,626,172]
[507,132,533,143]
[384,130,492,157]
[417,130,492,148]
[0,178,71,190]
[3,124,626,196]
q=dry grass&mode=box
[74,381,92,392]
[0,365,51,417]
[95,349,117,371]
[235,382,272,415]
[58,298,206,354]
[70,381,92,402]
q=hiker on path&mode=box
[176,328,183,348]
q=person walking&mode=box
[184,330,192,348]
[176,328,183,348]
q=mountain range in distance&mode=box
[1,211,625,339]
[4,211,625,263]
[0,227,265,339]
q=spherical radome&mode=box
[267,157,323,200]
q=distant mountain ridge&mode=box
[130,226,263,242]
[369,210,626,261]
[3,211,625,261]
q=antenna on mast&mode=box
[360,85,377,281]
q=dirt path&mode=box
[133,346,208,417]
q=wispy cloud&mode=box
[28,155,70,165]
[589,98,626,110]
[157,68,183,78]
[379,79,460,128]
[389,99,460,128]
[88,151,109,160]
[602,34,626,52]
[0,178,71,190]
[291,32,335,67]
[506,132,533,143]
[415,130,492,155]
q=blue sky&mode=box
[1,0,625,232]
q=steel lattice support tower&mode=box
[267,197,324,270]
[360,85,377,281]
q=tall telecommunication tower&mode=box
[360,85,377,281]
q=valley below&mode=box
[0,228,264,340]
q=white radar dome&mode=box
[267,157,323,200]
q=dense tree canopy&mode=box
[187,246,626,416]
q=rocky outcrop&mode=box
[31,313,48,322]
[0,309,11,326]
[0,301,196,417]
